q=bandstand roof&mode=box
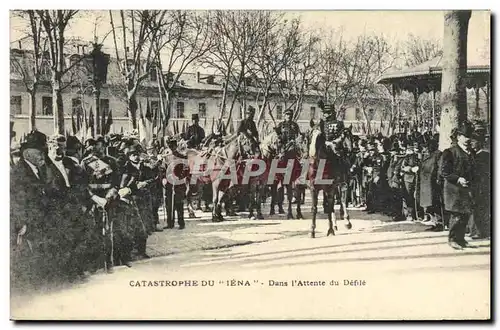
[376,54,490,93]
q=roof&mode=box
[376,54,490,85]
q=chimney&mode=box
[126,46,130,53]
[81,45,86,54]
[196,72,200,83]
[18,41,21,49]
[77,45,80,53]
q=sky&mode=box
[9,10,490,72]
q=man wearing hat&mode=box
[400,140,421,221]
[162,136,188,229]
[418,138,443,230]
[440,121,476,250]
[277,108,301,154]
[185,113,206,150]
[470,132,490,239]
[386,141,406,221]
[237,106,260,156]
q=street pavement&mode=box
[10,195,491,320]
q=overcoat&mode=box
[419,150,442,208]
[440,145,474,214]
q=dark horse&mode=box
[261,130,304,219]
[307,127,353,238]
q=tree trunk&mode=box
[127,94,138,130]
[29,90,36,131]
[439,10,471,150]
[52,73,65,135]
[95,89,101,135]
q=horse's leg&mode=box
[255,182,264,220]
[186,184,197,218]
[212,181,223,222]
[286,184,294,220]
[311,187,317,238]
[296,184,304,220]
[277,184,285,214]
[327,189,336,236]
[270,183,277,215]
[341,183,352,229]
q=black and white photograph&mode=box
[8,9,491,320]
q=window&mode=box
[176,101,185,118]
[150,67,157,82]
[10,96,22,115]
[199,103,207,118]
[355,108,361,120]
[42,96,53,115]
[310,106,316,119]
[100,99,110,117]
[368,108,375,120]
[276,105,283,120]
[72,98,82,115]
[150,100,160,114]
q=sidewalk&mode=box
[145,208,387,259]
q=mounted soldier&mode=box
[277,108,301,155]
[237,105,260,157]
[185,113,206,150]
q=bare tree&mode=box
[349,34,396,135]
[109,10,166,129]
[10,10,48,131]
[315,28,355,118]
[402,33,442,67]
[150,10,213,135]
[277,27,320,121]
[201,10,274,127]
[251,15,301,125]
[35,10,80,135]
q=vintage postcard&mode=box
[9,9,491,320]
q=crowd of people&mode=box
[9,106,491,287]
[340,121,491,248]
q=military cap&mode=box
[85,137,96,148]
[95,135,105,144]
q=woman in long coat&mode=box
[419,139,443,229]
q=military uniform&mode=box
[162,138,189,229]
[185,114,206,149]
[237,107,260,156]
[83,149,135,270]
[277,110,301,153]
[400,147,421,221]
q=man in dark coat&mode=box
[387,142,405,221]
[469,133,490,239]
[419,138,443,231]
[185,113,206,149]
[401,142,420,221]
[10,131,50,284]
[440,121,476,250]
[162,136,189,229]
[237,106,260,157]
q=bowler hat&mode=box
[457,121,474,138]
[21,130,47,151]
[66,136,82,151]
